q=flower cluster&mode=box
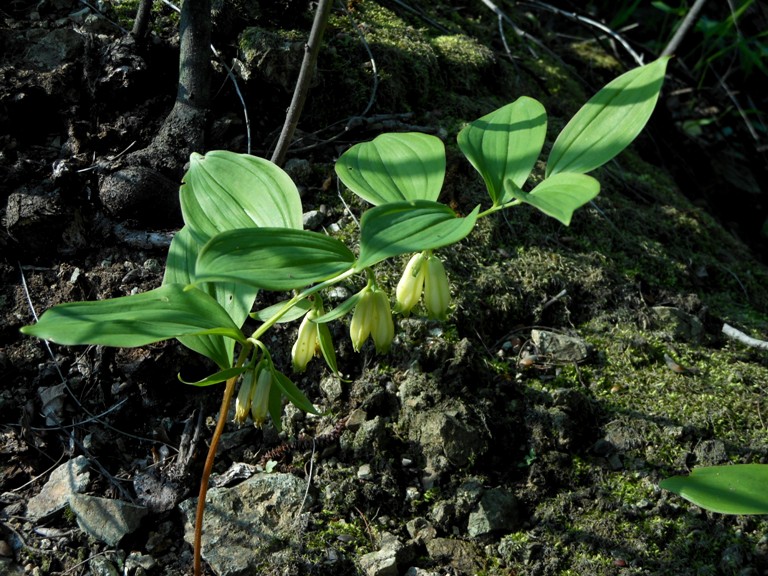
[234,362,273,427]
[394,251,450,320]
[350,285,394,353]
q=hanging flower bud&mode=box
[349,287,374,352]
[395,252,427,316]
[234,369,255,424]
[424,255,450,321]
[250,366,272,428]
[370,289,395,353]
[350,285,394,353]
[291,303,322,373]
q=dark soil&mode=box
[2,1,768,575]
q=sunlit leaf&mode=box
[178,366,248,387]
[196,228,355,291]
[457,97,547,205]
[335,133,446,205]
[660,464,768,515]
[181,151,303,245]
[312,292,363,323]
[503,173,600,226]
[546,57,669,177]
[251,299,312,323]
[164,226,257,368]
[357,200,479,270]
[272,370,320,415]
[20,284,246,347]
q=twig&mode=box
[722,323,768,350]
[660,0,709,58]
[520,0,645,66]
[211,44,252,154]
[271,0,334,166]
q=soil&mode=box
[2,1,768,576]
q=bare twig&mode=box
[722,323,768,350]
[520,0,645,66]
[271,0,334,166]
[660,0,709,58]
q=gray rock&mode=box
[359,532,408,576]
[467,488,519,537]
[531,329,589,362]
[408,403,488,473]
[26,456,90,521]
[302,210,324,230]
[68,495,148,546]
[406,517,436,544]
[180,473,312,576]
[359,548,398,576]
[425,538,483,573]
[0,559,25,576]
[651,306,703,342]
[88,556,120,576]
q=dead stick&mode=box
[271,0,333,167]
[722,323,768,351]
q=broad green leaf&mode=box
[335,133,446,205]
[196,228,356,291]
[178,366,248,387]
[504,173,600,226]
[272,370,320,415]
[357,200,479,269]
[251,299,312,323]
[181,151,303,245]
[660,464,768,515]
[164,226,258,368]
[546,57,669,177]
[20,284,246,347]
[457,97,547,205]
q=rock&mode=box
[694,439,729,465]
[68,495,148,546]
[467,488,519,537]
[359,532,409,576]
[650,306,703,343]
[406,517,436,544]
[0,559,24,576]
[302,209,324,229]
[88,556,120,576]
[531,329,589,362]
[359,548,398,576]
[426,538,483,573]
[180,473,312,576]
[407,403,488,473]
[26,456,90,521]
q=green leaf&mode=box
[357,200,479,269]
[546,57,669,177]
[164,226,258,368]
[178,366,248,387]
[457,97,547,205]
[317,323,339,376]
[660,464,768,515]
[312,292,363,323]
[335,133,446,205]
[268,384,283,432]
[272,370,320,415]
[504,173,600,226]
[181,151,303,245]
[196,228,356,291]
[251,299,312,323]
[20,284,246,347]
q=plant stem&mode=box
[193,344,252,576]
[270,0,334,166]
[191,267,355,575]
